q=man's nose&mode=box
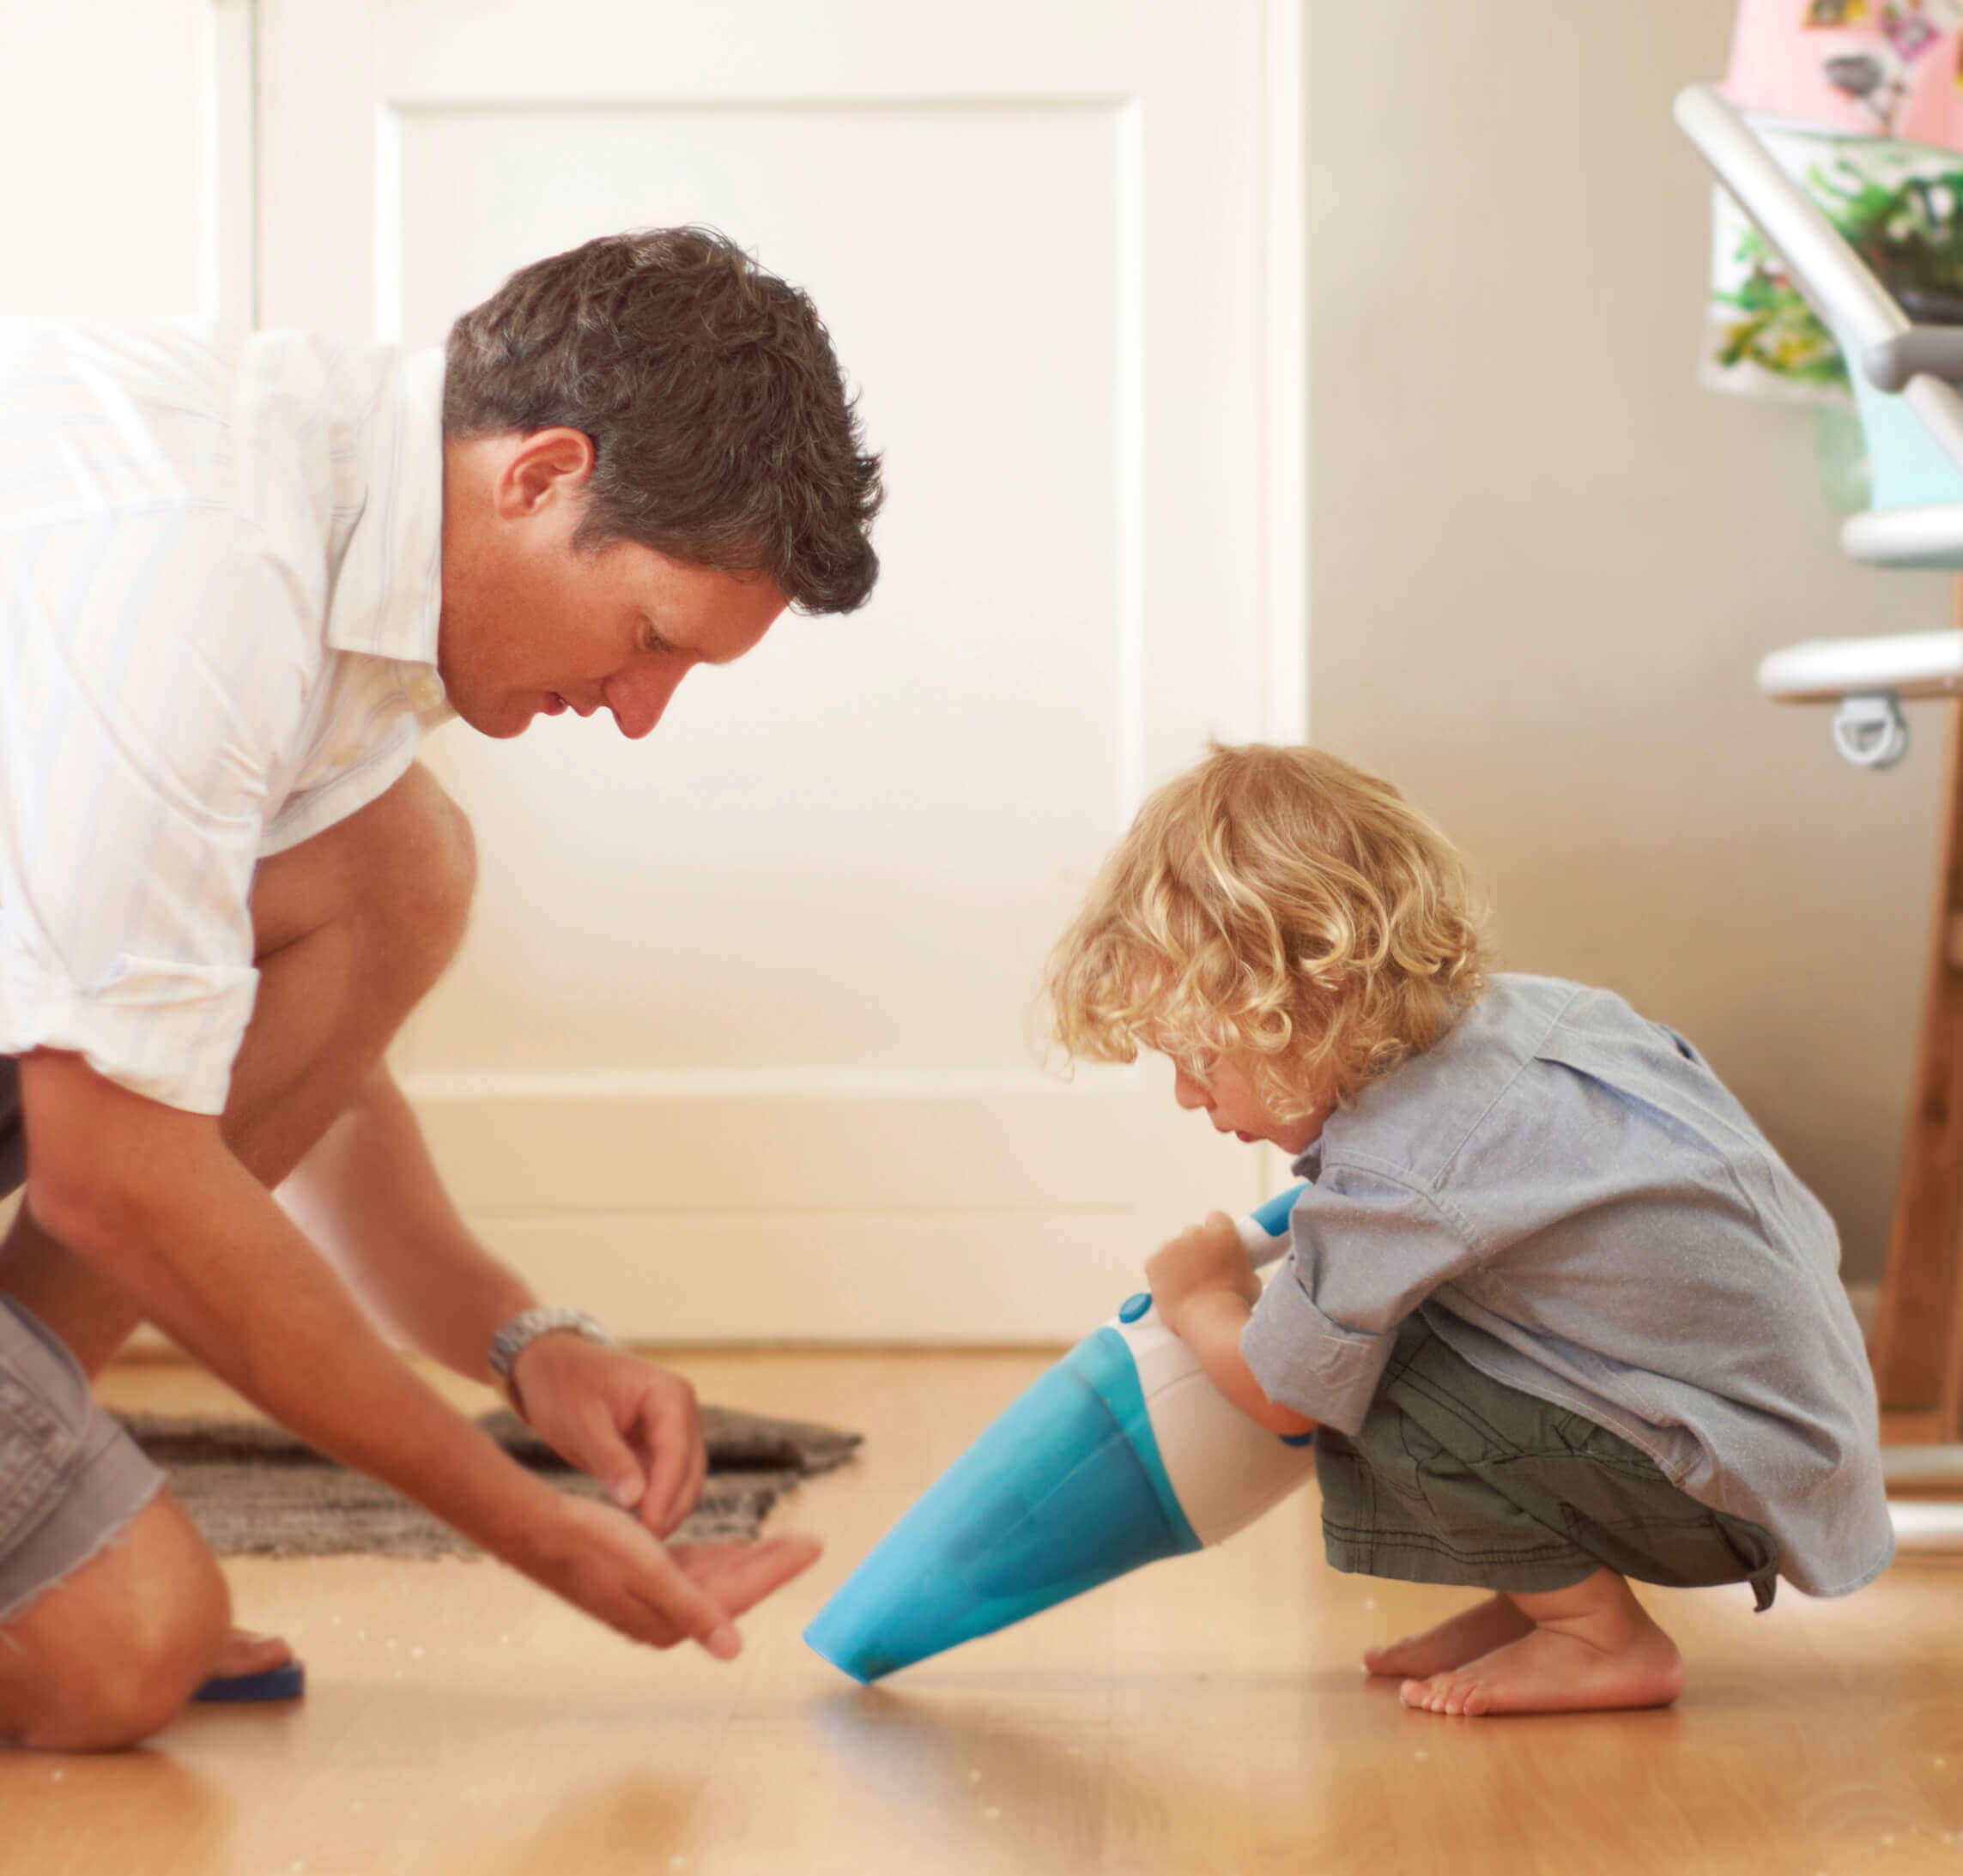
[603,660,688,740]
[1172,1068,1207,1110]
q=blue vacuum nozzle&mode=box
[804,1324,1200,1683]
[804,1186,1315,1684]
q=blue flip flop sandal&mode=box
[192,1659,306,1703]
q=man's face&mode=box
[438,430,788,740]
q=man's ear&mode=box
[492,427,596,519]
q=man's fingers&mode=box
[676,1410,708,1531]
[573,1400,647,1510]
[632,1392,704,1538]
[673,1533,824,1618]
[632,1525,796,1661]
[622,1540,743,1659]
[516,1498,816,1663]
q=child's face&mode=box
[1171,1055,1329,1156]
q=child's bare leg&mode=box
[1363,1594,1534,1679]
[1397,1568,1683,1718]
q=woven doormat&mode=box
[117,1406,862,1558]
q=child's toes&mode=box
[1436,1676,1495,1717]
[1400,1673,1475,1716]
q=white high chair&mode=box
[1679,85,1963,1469]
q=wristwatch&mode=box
[487,1305,617,1414]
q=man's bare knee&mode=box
[1,1492,230,1753]
[363,764,477,991]
[254,761,478,1005]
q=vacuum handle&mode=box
[1235,1183,1308,1271]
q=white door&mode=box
[256,0,1307,1340]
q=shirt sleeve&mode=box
[0,510,308,1113]
[1240,1159,1487,1432]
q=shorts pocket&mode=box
[0,1304,87,1555]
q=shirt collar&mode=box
[324,346,446,674]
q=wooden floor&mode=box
[7,1350,1963,1876]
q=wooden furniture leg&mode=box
[1870,640,1963,1437]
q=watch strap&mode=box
[487,1305,616,1413]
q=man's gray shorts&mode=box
[1315,1314,1782,1612]
[0,1056,167,1624]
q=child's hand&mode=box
[1145,1211,1261,1331]
[1142,1214,1314,1437]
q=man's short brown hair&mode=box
[444,227,882,614]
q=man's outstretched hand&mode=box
[505,1493,822,1658]
[498,1333,827,1657]
[511,1334,709,1537]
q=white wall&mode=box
[0,0,214,318]
[0,0,1932,1302]
[1305,3,1938,1283]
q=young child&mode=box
[1044,741,1891,1719]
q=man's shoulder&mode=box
[1,316,246,413]
[0,318,388,445]
[0,319,369,536]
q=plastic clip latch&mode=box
[1831,693,1911,770]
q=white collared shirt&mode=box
[0,318,454,1113]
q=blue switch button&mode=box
[1118,1292,1153,1324]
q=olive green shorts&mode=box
[1314,1315,1780,1611]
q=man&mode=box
[0,227,882,1751]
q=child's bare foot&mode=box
[1363,1594,1533,1679]
[1398,1570,1684,1718]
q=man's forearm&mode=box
[277,1066,538,1386]
[73,1163,554,1552]
[21,1052,560,1552]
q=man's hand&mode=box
[1145,1211,1260,1337]
[506,1492,821,1657]
[510,1335,707,1538]
[14,1049,829,1656]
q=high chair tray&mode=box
[1757,632,1963,702]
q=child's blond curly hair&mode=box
[1045,743,1488,1117]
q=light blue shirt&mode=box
[1240,974,1892,1598]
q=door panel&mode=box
[258,0,1306,1340]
